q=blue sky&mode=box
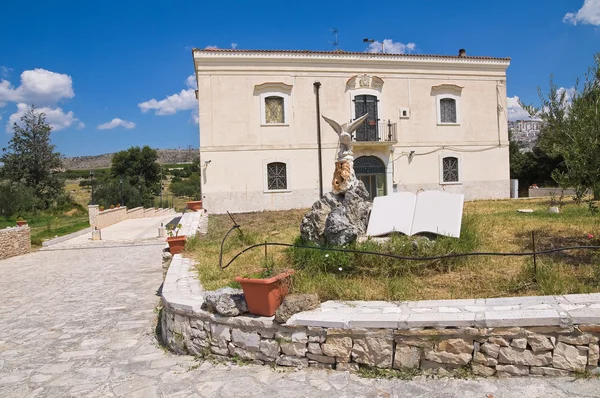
[0,0,599,157]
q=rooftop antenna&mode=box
[330,28,339,50]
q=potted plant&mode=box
[234,257,295,317]
[16,218,27,227]
[99,206,105,212]
[186,199,203,212]
[166,223,186,254]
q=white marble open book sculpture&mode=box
[366,191,465,238]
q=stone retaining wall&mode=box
[0,226,31,260]
[88,205,175,229]
[161,302,600,377]
[160,210,600,378]
[160,254,600,377]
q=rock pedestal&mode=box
[300,182,371,246]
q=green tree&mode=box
[0,106,64,208]
[111,146,161,192]
[523,53,600,199]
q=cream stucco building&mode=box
[192,48,511,214]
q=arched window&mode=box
[265,96,285,124]
[267,162,287,190]
[442,156,459,183]
[440,98,457,123]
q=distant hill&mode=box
[63,148,199,170]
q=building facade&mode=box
[192,49,511,214]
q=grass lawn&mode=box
[0,208,89,247]
[188,197,600,301]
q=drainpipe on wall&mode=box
[314,82,324,198]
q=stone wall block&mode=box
[437,339,474,355]
[480,343,500,358]
[258,329,276,339]
[210,324,231,345]
[190,327,207,340]
[527,335,554,352]
[231,329,260,351]
[472,363,496,376]
[393,346,421,369]
[280,342,307,357]
[308,335,325,343]
[473,352,498,367]
[496,364,529,377]
[510,338,527,349]
[306,353,335,364]
[275,355,309,368]
[322,336,352,358]
[351,337,393,368]
[308,342,322,355]
[291,331,308,344]
[259,339,280,359]
[309,362,334,370]
[498,346,552,366]
[424,349,472,366]
[530,366,571,376]
[558,335,590,346]
[588,343,599,366]
[336,362,359,372]
[552,342,588,372]
[488,337,510,347]
[394,338,434,348]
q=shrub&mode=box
[0,183,37,219]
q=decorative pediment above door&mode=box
[346,74,384,91]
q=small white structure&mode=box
[192,48,511,214]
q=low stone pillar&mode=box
[91,228,102,241]
[88,205,100,228]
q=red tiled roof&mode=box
[193,48,510,61]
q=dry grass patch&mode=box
[189,198,600,301]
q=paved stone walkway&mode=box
[1,216,599,397]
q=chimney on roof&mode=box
[458,49,466,57]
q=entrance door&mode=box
[353,95,379,141]
[354,156,386,200]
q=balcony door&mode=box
[353,95,379,141]
[354,156,386,200]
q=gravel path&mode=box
[0,216,599,397]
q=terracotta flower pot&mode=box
[187,200,203,212]
[167,235,187,254]
[235,269,295,317]
[16,220,27,227]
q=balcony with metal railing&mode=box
[351,119,397,145]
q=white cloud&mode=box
[557,86,576,103]
[563,0,600,25]
[186,75,197,89]
[507,87,575,121]
[204,45,219,50]
[507,96,534,121]
[138,75,197,120]
[231,43,238,49]
[0,68,74,107]
[97,118,136,130]
[0,66,13,78]
[6,103,81,132]
[366,39,416,54]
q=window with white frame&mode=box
[440,98,457,123]
[256,82,292,126]
[265,96,285,124]
[442,156,459,183]
[267,162,287,190]
[432,84,462,125]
